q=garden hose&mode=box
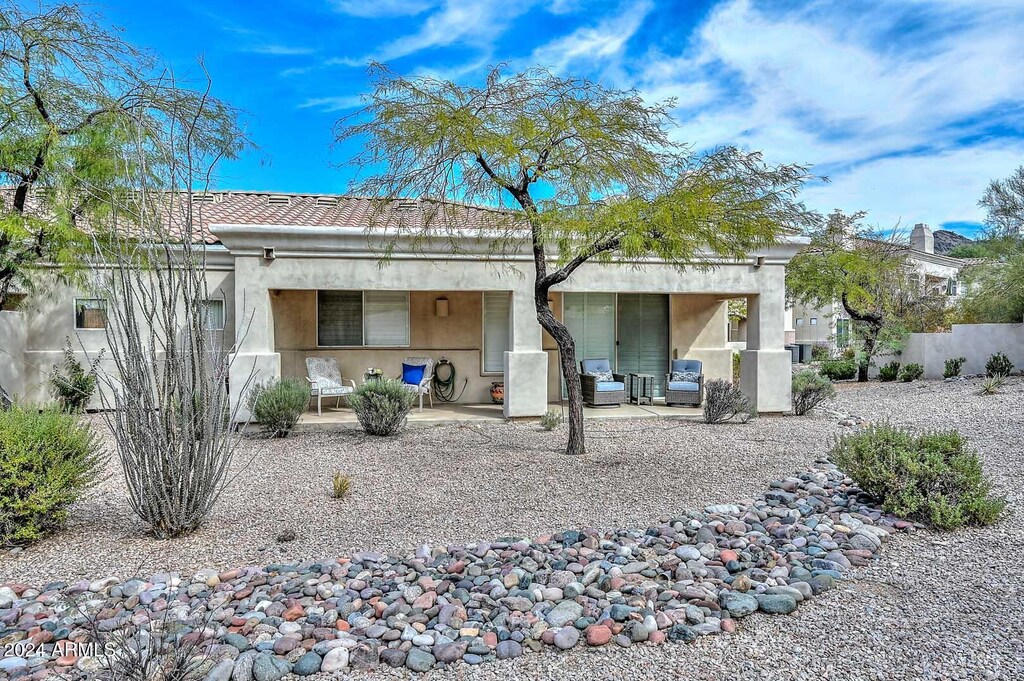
[432,357,469,402]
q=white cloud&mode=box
[331,0,438,18]
[530,1,654,72]
[298,95,364,112]
[244,44,316,56]
[631,0,1024,229]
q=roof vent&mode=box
[315,196,339,208]
[268,195,291,207]
[191,193,217,204]
[394,199,418,211]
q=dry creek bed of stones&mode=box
[1,377,1022,680]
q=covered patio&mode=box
[294,400,703,429]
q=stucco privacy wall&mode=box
[5,266,235,408]
[219,224,800,418]
[0,311,27,401]
[899,323,1024,379]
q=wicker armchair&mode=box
[665,358,703,407]
[579,358,626,407]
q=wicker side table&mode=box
[628,373,654,405]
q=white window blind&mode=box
[363,291,410,346]
[202,299,225,330]
[483,291,511,373]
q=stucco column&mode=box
[229,257,281,421]
[503,286,548,418]
[740,275,792,413]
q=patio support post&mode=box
[740,286,793,413]
[503,288,548,418]
[228,258,281,422]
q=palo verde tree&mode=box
[787,210,947,381]
[338,64,814,456]
[0,2,244,308]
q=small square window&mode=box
[809,317,818,326]
[796,318,804,326]
[75,299,107,329]
[201,299,225,330]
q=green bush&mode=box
[540,410,563,430]
[898,363,924,382]
[49,340,101,412]
[348,378,416,436]
[248,379,310,437]
[979,375,1005,395]
[985,351,1013,377]
[810,345,830,362]
[831,423,1006,530]
[819,357,857,381]
[0,406,104,545]
[703,379,754,424]
[792,370,835,416]
[878,360,901,382]
[943,357,967,379]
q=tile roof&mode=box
[1,189,520,244]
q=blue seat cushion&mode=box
[668,381,700,392]
[596,381,625,392]
[402,363,425,385]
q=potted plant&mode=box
[364,367,384,382]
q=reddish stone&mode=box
[55,655,77,667]
[233,587,253,601]
[412,591,437,610]
[282,605,305,622]
[721,618,737,633]
[541,629,556,645]
[586,625,612,646]
[648,631,666,645]
[219,569,242,581]
[336,620,350,632]
[720,549,739,563]
[483,632,498,648]
[446,561,465,574]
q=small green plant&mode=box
[831,423,1006,530]
[943,356,967,379]
[811,345,830,362]
[818,357,857,381]
[703,379,754,424]
[792,370,835,416]
[247,379,310,437]
[985,352,1014,377]
[331,472,352,500]
[0,405,104,545]
[979,374,1005,395]
[49,339,101,412]
[898,363,924,382]
[540,410,563,430]
[348,377,416,436]
[878,360,901,382]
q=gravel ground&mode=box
[2,377,1022,680]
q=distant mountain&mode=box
[933,229,972,255]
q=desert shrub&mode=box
[703,379,754,424]
[943,356,967,379]
[898,363,924,382]
[349,378,415,436]
[540,410,563,430]
[811,345,830,362]
[831,423,1006,530]
[878,360,901,382]
[247,379,309,438]
[819,357,857,381]
[332,472,352,500]
[0,406,104,545]
[985,351,1013,377]
[979,375,1005,395]
[49,340,101,412]
[732,351,741,384]
[792,370,835,416]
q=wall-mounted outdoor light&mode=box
[262,246,276,261]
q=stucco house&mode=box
[0,191,806,418]
[791,223,970,349]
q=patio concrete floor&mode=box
[295,400,702,429]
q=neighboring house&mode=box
[0,191,807,417]
[792,223,969,349]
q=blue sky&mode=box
[99,0,1024,236]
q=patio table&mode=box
[628,373,654,405]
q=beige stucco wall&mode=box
[899,323,1024,378]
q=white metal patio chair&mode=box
[305,357,356,416]
[400,356,434,411]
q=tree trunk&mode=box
[858,329,878,382]
[534,287,585,456]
